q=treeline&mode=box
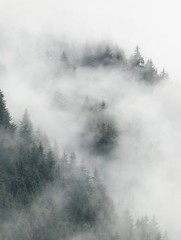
[0,89,168,240]
[116,210,169,240]
[81,98,118,156]
[0,89,113,239]
[0,90,56,211]
[45,41,168,84]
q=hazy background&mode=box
[0,0,181,80]
[0,0,181,239]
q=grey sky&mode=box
[0,0,180,79]
[1,1,181,238]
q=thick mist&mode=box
[0,31,180,239]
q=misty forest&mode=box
[0,35,173,240]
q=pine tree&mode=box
[130,46,144,67]
[102,46,114,65]
[19,109,33,145]
[143,59,158,83]
[0,89,15,132]
[159,68,169,80]
[82,46,96,67]
[94,122,118,155]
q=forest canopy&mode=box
[0,40,169,240]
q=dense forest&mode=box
[44,42,168,83]
[0,39,170,240]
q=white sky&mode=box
[1,1,181,238]
[0,0,181,79]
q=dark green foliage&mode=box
[59,158,112,228]
[19,109,33,145]
[82,99,118,156]
[117,212,167,240]
[130,46,144,68]
[0,149,113,240]
[96,45,114,66]
[0,144,56,208]
[142,59,159,83]
[44,41,167,84]
[0,90,113,239]
[128,46,164,84]
[81,44,125,67]
[0,90,169,240]
[94,122,118,155]
[0,89,16,132]
[82,47,96,67]
[57,44,165,84]
[133,216,164,240]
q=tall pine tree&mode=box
[0,89,15,132]
[19,109,33,145]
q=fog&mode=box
[1,0,181,80]
[0,1,181,239]
[0,31,179,239]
